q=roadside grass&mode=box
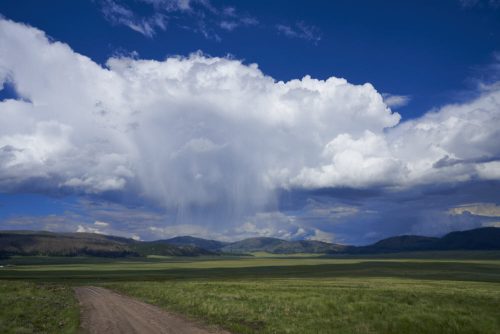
[0,280,79,334]
[106,278,500,334]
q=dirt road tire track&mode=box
[74,286,230,334]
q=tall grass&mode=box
[107,278,500,334]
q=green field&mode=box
[1,252,500,333]
[107,278,500,334]
[0,281,79,333]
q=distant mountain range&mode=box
[160,227,500,254]
[1,227,499,258]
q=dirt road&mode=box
[74,286,230,334]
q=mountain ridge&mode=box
[0,231,215,257]
[1,227,499,257]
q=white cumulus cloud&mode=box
[1,18,500,233]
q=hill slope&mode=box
[436,227,500,250]
[160,236,229,252]
[221,237,348,254]
[353,235,439,254]
[129,241,214,257]
[352,227,500,253]
[0,231,134,257]
[0,231,214,257]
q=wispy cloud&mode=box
[98,0,259,39]
[382,93,411,108]
[219,16,258,32]
[94,220,109,227]
[466,51,500,87]
[459,0,500,8]
[100,0,168,38]
[99,0,318,43]
[217,5,258,31]
[460,0,480,7]
[276,21,322,44]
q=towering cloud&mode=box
[1,18,499,238]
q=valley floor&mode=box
[1,252,500,333]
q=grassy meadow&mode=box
[1,251,500,333]
[0,281,79,334]
[107,278,500,334]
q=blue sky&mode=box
[0,0,500,244]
